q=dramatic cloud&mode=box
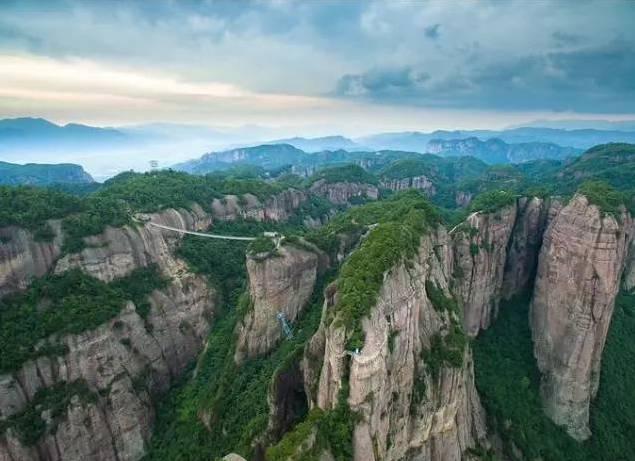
[0,0,633,126]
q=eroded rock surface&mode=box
[0,221,63,297]
[307,228,486,461]
[530,194,633,440]
[309,180,378,205]
[450,205,517,336]
[0,208,215,461]
[380,176,436,196]
[234,244,320,363]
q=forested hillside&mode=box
[1,143,634,461]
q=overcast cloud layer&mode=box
[0,0,634,130]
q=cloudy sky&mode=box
[1,0,634,134]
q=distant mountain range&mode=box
[267,135,364,152]
[174,136,581,174]
[4,117,635,178]
[358,127,635,151]
[427,137,581,164]
[0,161,94,186]
[0,117,128,146]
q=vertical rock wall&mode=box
[530,195,633,440]
[307,228,487,461]
[234,244,320,363]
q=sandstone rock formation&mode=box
[0,276,213,461]
[0,207,215,461]
[450,205,517,336]
[380,176,436,196]
[0,220,63,297]
[234,243,320,363]
[530,194,633,440]
[501,196,561,299]
[305,227,487,460]
[309,180,378,205]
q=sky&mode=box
[1,0,634,134]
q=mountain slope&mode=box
[427,137,580,163]
[0,161,94,186]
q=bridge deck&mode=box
[147,221,257,241]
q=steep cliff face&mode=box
[530,194,633,441]
[450,205,517,337]
[0,189,306,296]
[0,209,215,461]
[306,228,486,461]
[380,176,436,196]
[0,275,213,461]
[622,237,635,291]
[309,180,379,205]
[55,206,211,282]
[501,197,561,299]
[234,244,320,363]
[210,189,306,222]
[0,221,63,297]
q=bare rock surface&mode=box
[0,221,62,297]
[450,205,517,336]
[234,244,319,363]
[309,180,378,205]
[307,228,486,460]
[530,194,633,440]
[380,176,436,196]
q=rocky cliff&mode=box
[234,243,321,363]
[309,180,378,205]
[0,221,63,297]
[0,207,215,461]
[530,194,633,441]
[303,227,487,461]
[501,196,561,299]
[0,189,313,460]
[450,205,517,336]
[380,176,436,196]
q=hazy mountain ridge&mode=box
[427,137,581,164]
[0,161,94,186]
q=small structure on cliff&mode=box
[276,311,293,338]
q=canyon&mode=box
[1,167,634,460]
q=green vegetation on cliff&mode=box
[145,217,334,460]
[324,191,441,349]
[0,186,81,238]
[0,380,97,445]
[474,293,635,460]
[310,163,378,185]
[576,180,626,215]
[0,264,168,373]
[469,190,516,213]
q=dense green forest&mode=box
[2,143,635,460]
[144,215,338,460]
[0,265,168,374]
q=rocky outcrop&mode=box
[306,227,486,460]
[0,274,213,461]
[622,237,635,291]
[380,176,436,196]
[0,208,215,461]
[530,194,633,441]
[450,205,517,336]
[210,189,306,222]
[309,180,378,205]
[234,244,320,363]
[0,221,63,297]
[55,206,211,282]
[501,197,561,299]
[454,191,473,207]
[0,188,308,297]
